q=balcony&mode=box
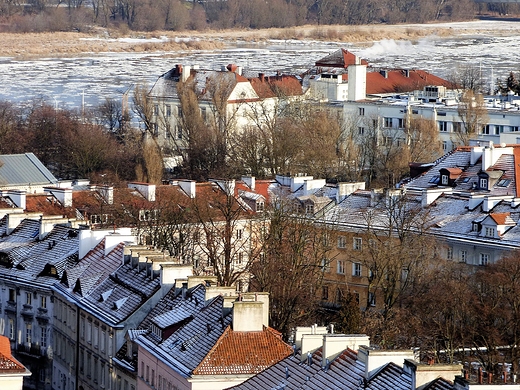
[4,301,17,314]
[21,304,34,321]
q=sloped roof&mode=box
[489,212,515,226]
[249,75,304,99]
[25,194,76,217]
[0,336,26,374]
[0,153,57,187]
[342,69,452,95]
[193,326,292,375]
[315,49,369,68]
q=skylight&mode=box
[497,179,511,187]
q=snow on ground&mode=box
[0,20,519,110]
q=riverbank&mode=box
[3,20,517,58]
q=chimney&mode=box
[294,325,328,351]
[322,334,370,367]
[45,187,73,207]
[128,182,156,202]
[232,300,264,332]
[179,180,196,198]
[181,65,191,82]
[240,292,269,327]
[99,185,113,205]
[259,73,265,82]
[403,359,463,389]
[421,188,450,207]
[347,62,367,101]
[210,179,235,196]
[336,182,365,203]
[6,189,26,209]
[300,333,324,363]
[160,263,193,287]
[358,346,415,379]
[404,69,410,77]
[241,176,255,191]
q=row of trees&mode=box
[0,0,510,33]
[0,99,161,184]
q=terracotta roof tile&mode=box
[490,212,515,226]
[0,335,26,373]
[193,326,292,375]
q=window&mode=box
[176,125,182,139]
[305,204,314,214]
[447,246,453,260]
[101,363,106,387]
[437,111,447,116]
[479,178,488,190]
[8,288,15,302]
[442,141,448,151]
[200,107,207,121]
[484,227,495,238]
[512,126,519,132]
[237,252,243,265]
[453,122,462,133]
[165,104,171,117]
[153,104,158,116]
[8,319,14,340]
[40,296,47,309]
[438,121,448,132]
[256,201,264,212]
[26,292,32,305]
[158,375,162,390]
[472,222,480,232]
[497,179,511,187]
[337,260,345,274]
[460,250,467,263]
[236,229,243,239]
[428,176,440,184]
[352,262,362,277]
[412,109,419,115]
[358,126,365,135]
[482,125,491,134]
[321,258,330,272]
[337,236,346,248]
[368,292,376,306]
[441,174,448,185]
[358,107,365,116]
[151,370,155,387]
[26,323,32,345]
[41,327,47,348]
[372,119,378,128]
[322,286,329,300]
[384,117,392,128]
[398,118,404,129]
[496,125,503,134]
[141,361,145,378]
[479,253,489,266]
[146,365,150,383]
[153,122,159,137]
[353,237,362,251]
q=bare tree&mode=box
[455,90,488,146]
[251,197,338,339]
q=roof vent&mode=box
[99,288,114,302]
[112,297,128,310]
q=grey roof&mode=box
[0,153,57,187]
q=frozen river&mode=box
[1,20,520,111]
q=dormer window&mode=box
[441,175,448,185]
[256,201,264,212]
[479,178,488,190]
[484,227,495,238]
[472,222,480,232]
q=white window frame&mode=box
[352,262,362,277]
[337,235,346,248]
[484,227,495,238]
[337,260,345,274]
[479,253,489,266]
[460,250,467,263]
[353,237,362,251]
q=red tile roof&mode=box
[249,75,303,99]
[344,69,452,95]
[0,336,26,373]
[25,194,76,217]
[490,212,515,226]
[193,326,293,375]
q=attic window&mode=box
[472,222,480,232]
[99,289,114,302]
[479,178,488,190]
[112,297,128,310]
[429,176,440,184]
[462,177,470,183]
[497,179,511,187]
[441,175,448,185]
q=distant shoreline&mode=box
[3,20,517,59]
